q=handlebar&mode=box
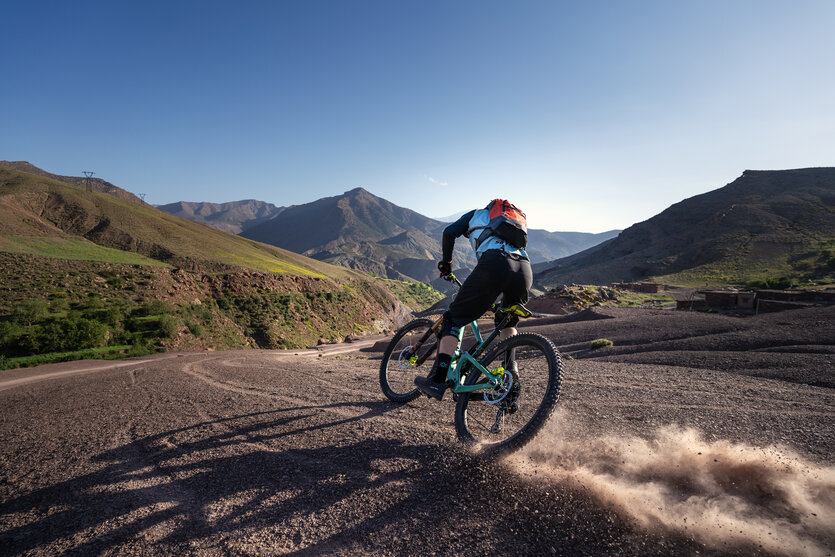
[442,273,463,287]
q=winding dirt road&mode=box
[1,307,834,555]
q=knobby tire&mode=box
[379,318,437,403]
[454,332,562,458]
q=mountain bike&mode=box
[379,274,563,457]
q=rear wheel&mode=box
[454,333,562,457]
[379,319,438,403]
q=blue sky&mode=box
[2,1,833,232]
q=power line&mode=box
[138,193,146,202]
[82,171,95,192]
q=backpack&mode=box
[473,199,528,250]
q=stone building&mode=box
[611,282,665,294]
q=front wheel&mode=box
[379,318,438,403]
[454,333,562,457]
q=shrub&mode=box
[158,315,179,338]
[134,300,174,317]
[589,338,614,350]
[102,307,124,327]
[127,342,153,357]
[217,296,232,310]
[33,322,66,353]
[73,318,110,349]
[12,300,48,326]
[50,299,70,313]
[85,296,107,310]
[0,321,23,352]
[745,276,798,290]
[186,321,204,337]
[32,317,109,353]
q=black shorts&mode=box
[445,250,533,330]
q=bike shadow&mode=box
[0,400,422,552]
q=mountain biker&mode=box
[414,200,532,400]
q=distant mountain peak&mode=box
[242,187,442,256]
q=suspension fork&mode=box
[408,316,444,366]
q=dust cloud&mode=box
[511,409,835,556]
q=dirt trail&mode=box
[1,307,833,555]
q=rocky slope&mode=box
[243,187,440,253]
[536,168,835,288]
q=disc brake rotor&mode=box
[397,345,417,369]
[483,370,513,404]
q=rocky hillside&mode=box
[241,188,476,284]
[156,200,286,234]
[0,161,147,205]
[535,168,835,288]
[242,187,441,252]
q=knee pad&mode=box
[441,312,462,338]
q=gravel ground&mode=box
[0,306,833,556]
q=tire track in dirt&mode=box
[158,356,446,554]
[180,357,441,441]
[0,354,183,391]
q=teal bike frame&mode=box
[407,273,528,396]
[446,318,507,393]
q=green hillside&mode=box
[0,160,146,205]
[0,236,166,266]
[0,166,417,369]
[0,167,354,277]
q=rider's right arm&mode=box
[442,210,475,263]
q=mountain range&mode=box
[240,187,476,286]
[3,160,833,368]
[155,200,286,234]
[160,188,620,285]
[534,168,835,288]
[6,160,832,294]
